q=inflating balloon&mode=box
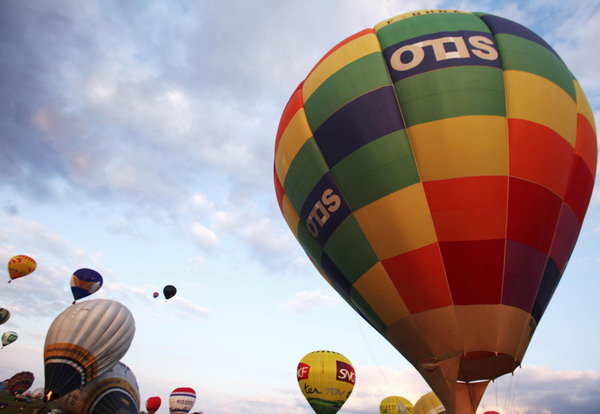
[164,285,177,300]
[7,371,34,395]
[146,396,162,414]
[0,308,10,325]
[1,331,17,348]
[274,8,596,414]
[44,299,135,401]
[57,361,140,414]
[380,396,413,414]
[297,350,355,414]
[169,387,196,413]
[31,387,44,400]
[70,268,103,304]
[7,254,36,282]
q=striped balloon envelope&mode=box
[274,9,596,414]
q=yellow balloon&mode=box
[380,396,414,414]
[297,350,355,414]
[413,392,445,414]
[7,255,36,282]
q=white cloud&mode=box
[279,289,343,313]
[191,222,219,248]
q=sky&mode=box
[0,0,599,413]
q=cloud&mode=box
[279,289,343,313]
[191,222,219,249]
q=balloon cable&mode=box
[354,313,394,394]
[508,366,521,414]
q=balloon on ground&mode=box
[146,396,161,414]
[7,371,34,396]
[7,254,37,282]
[380,396,413,414]
[70,268,104,303]
[44,298,136,400]
[169,387,196,413]
[274,8,596,414]
[297,350,355,414]
[57,361,140,414]
[1,331,18,348]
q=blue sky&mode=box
[0,0,599,413]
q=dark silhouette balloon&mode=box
[163,285,177,300]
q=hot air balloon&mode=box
[274,8,596,414]
[31,387,44,400]
[297,350,355,414]
[0,308,10,325]
[153,292,159,299]
[169,387,196,413]
[163,285,177,300]
[7,254,36,282]
[380,396,413,414]
[146,396,161,414]
[57,361,140,414]
[44,299,135,401]
[70,268,103,304]
[1,331,17,348]
[413,392,445,414]
[0,380,8,392]
[483,411,500,414]
[7,371,34,395]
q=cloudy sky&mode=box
[1,0,599,413]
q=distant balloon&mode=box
[0,308,10,325]
[44,299,136,401]
[146,396,162,414]
[297,350,355,414]
[7,255,36,282]
[380,396,413,414]
[153,292,159,299]
[31,387,45,400]
[7,371,34,395]
[70,268,103,303]
[413,392,445,414]
[163,285,177,300]
[169,387,196,413]
[57,361,140,414]
[1,331,17,348]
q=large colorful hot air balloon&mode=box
[381,396,413,414]
[70,268,103,303]
[274,9,596,414]
[7,371,34,395]
[57,361,140,414]
[413,392,445,414]
[163,285,177,300]
[44,299,135,401]
[169,387,196,413]
[0,308,10,325]
[297,350,355,414]
[7,255,36,282]
[146,396,162,414]
[1,331,17,348]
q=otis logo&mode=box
[297,363,310,381]
[336,361,356,385]
[305,188,341,238]
[385,31,500,82]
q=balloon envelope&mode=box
[146,396,161,414]
[0,308,10,325]
[7,371,34,395]
[169,387,196,413]
[7,255,36,281]
[380,396,413,414]
[44,299,136,400]
[1,331,17,348]
[274,8,596,414]
[57,361,140,414]
[297,350,355,414]
[413,392,445,414]
[70,268,103,302]
[163,285,177,300]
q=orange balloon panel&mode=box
[297,350,355,414]
[275,8,596,414]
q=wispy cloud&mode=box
[279,289,343,313]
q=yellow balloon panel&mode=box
[297,350,355,414]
